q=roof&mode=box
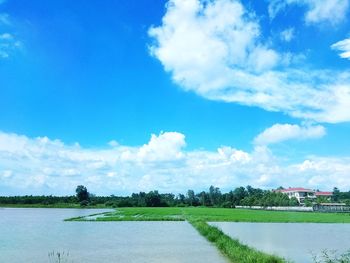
[315,191,333,196]
[277,187,314,193]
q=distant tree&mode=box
[161,193,175,207]
[177,193,186,205]
[145,191,162,207]
[198,191,210,206]
[304,198,313,207]
[332,187,340,202]
[246,185,254,196]
[209,186,222,206]
[75,185,89,203]
[232,187,248,205]
[289,197,299,206]
[187,190,196,206]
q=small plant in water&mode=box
[48,251,73,263]
[312,249,350,263]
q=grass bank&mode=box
[189,219,285,263]
[72,207,350,223]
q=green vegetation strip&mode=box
[68,207,350,223]
[181,207,350,223]
[188,219,285,263]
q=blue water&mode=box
[0,208,227,263]
[210,222,350,263]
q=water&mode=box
[210,222,350,263]
[0,208,227,263]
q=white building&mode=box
[277,187,316,204]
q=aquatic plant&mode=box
[312,249,350,263]
[48,251,72,263]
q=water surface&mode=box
[0,208,227,263]
[210,222,350,263]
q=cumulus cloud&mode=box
[148,0,350,123]
[268,0,349,25]
[332,38,350,60]
[0,131,349,195]
[254,123,326,145]
[137,132,186,162]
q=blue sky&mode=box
[0,0,350,195]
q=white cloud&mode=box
[280,28,295,42]
[137,132,185,162]
[0,4,22,59]
[254,123,326,145]
[268,0,349,25]
[304,0,349,25]
[0,14,10,25]
[0,131,349,195]
[293,157,350,187]
[0,32,22,58]
[332,38,350,60]
[149,0,350,123]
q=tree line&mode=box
[1,185,349,207]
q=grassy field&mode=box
[74,207,350,223]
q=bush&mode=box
[80,200,89,207]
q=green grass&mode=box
[78,207,350,223]
[189,219,285,263]
[182,207,350,223]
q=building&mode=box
[276,187,316,204]
[276,187,333,205]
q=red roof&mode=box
[315,191,333,196]
[277,187,314,193]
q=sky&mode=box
[1,0,350,196]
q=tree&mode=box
[198,191,210,206]
[333,187,340,202]
[187,190,196,206]
[145,191,162,207]
[75,185,89,203]
[209,185,222,206]
[232,187,248,205]
[177,193,186,206]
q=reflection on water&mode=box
[210,222,350,263]
[0,208,227,263]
